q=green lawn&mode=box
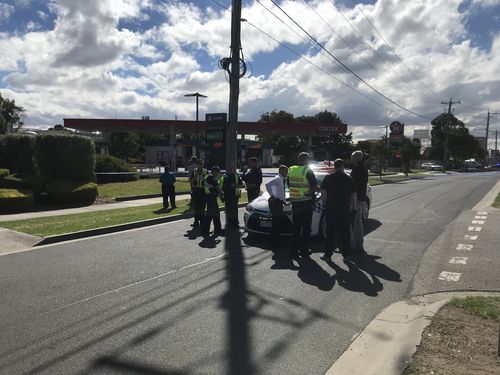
[2,193,248,237]
[368,174,424,186]
[98,177,191,199]
[493,192,500,209]
[449,296,500,321]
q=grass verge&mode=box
[493,192,500,209]
[1,193,248,237]
[98,178,191,199]
[368,174,424,186]
[449,296,500,320]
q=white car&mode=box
[244,172,372,237]
[421,162,443,171]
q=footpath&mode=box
[326,178,500,375]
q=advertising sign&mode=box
[389,121,404,151]
[205,113,227,168]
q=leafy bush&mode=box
[47,180,98,206]
[36,133,96,182]
[95,154,136,172]
[0,188,34,212]
[0,168,9,187]
[0,134,36,174]
[4,173,47,195]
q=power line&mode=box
[267,0,433,119]
[354,3,442,101]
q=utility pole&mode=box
[184,92,207,158]
[226,0,242,169]
[440,98,460,172]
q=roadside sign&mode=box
[205,113,227,168]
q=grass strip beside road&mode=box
[493,192,500,208]
[98,178,191,199]
[1,193,248,237]
[368,174,424,186]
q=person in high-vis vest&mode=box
[201,166,225,236]
[190,159,208,227]
[221,165,243,228]
[288,152,320,258]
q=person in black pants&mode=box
[242,157,262,203]
[320,159,357,263]
[190,159,207,227]
[159,166,176,210]
[221,165,243,228]
[201,166,225,236]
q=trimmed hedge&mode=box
[0,188,34,212]
[95,154,139,183]
[0,134,36,174]
[4,173,47,195]
[36,133,96,182]
[0,168,9,187]
[47,180,98,206]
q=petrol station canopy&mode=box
[63,118,347,136]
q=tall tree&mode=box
[400,137,421,176]
[109,132,141,162]
[273,136,306,166]
[0,93,25,134]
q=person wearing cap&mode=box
[350,150,368,253]
[288,152,320,258]
[320,158,357,263]
[201,166,225,236]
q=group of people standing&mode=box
[187,156,263,237]
[266,151,368,263]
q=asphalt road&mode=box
[1,173,499,375]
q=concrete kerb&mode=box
[35,202,249,246]
[115,191,190,201]
[325,290,500,375]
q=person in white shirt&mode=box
[265,166,289,243]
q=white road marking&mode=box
[478,211,488,215]
[438,271,461,282]
[464,235,478,240]
[456,243,473,251]
[471,220,485,225]
[467,226,482,232]
[474,216,487,219]
[449,257,468,265]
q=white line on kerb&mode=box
[438,271,461,282]
[456,243,473,251]
[468,226,482,232]
[474,216,487,220]
[449,257,468,265]
[472,220,485,225]
[478,211,488,215]
[464,235,478,240]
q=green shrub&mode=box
[0,134,36,174]
[0,188,34,212]
[35,133,96,182]
[0,168,9,187]
[47,180,98,206]
[4,173,47,195]
[95,154,136,172]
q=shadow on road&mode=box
[364,218,382,236]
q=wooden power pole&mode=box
[440,98,460,171]
[226,0,242,169]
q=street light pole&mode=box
[184,92,207,158]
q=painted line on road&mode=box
[474,216,487,219]
[464,235,478,240]
[477,211,489,215]
[456,243,473,251]
[467,226,482,232]
[438,271,461,282]
[40,253,226,316]
[471,220,485,225]
[449,257,468,265]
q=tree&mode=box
[273,136,306,166]
[109,132,141,162]
[0,93,25,134]
[259,109,294,123]
[371,141,391,178]
[319,132,354,160]
[430,112,480,165]
[400,137,421,176]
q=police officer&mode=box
[288,152,319,258]
[190,159,207,227]
[221,165,243,228]
[242,157,263,203]
[201,166,225,236]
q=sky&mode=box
[0,0,499,144]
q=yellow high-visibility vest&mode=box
[192,169,207,188]
[288,165,311,202]
[220,173,241,197]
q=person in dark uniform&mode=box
[190,159,207,227]
[242,157,263,203]
[159,166,176,210]
[288,152,320,258]
[221,165,243,228]
[350,150,369,253]
[320,158,357,263]
[201,166,225,236]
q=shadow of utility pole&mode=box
[222,225,254,375]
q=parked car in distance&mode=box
[462,160,482,170]
[485,163,500,171]
[244,171,372,237]
[421,162,443,171]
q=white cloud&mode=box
[0,3,14,22]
